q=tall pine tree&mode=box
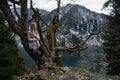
[103,0,120,75]
[0,11,26,80]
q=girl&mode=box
[28,22,44,69]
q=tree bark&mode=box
[0,0,20,35]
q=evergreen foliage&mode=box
[0,12,26,80]
[103,0,120,75]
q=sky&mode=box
[31,0,108,14]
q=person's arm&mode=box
[28,32,37,41]
[35,31,40,40]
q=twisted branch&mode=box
[13,3,20,20]
[55,32,101,52]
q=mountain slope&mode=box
[42,4,108,32]
[40,4,109,74]
[41,4,108,46]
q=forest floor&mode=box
[16,66,120,80]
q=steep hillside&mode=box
[41,4,108,46]
[40,4,109,74]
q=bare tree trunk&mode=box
[0,0,20,35]
[0,0,42,66]
[0,0,100,69]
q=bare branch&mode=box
[19,0,27,31]
[13,3,20,20]
[29,0,50,28]
[30,0,36,13]
[8,0,20,5]
[55,32,101,52]
[55,45,88,52]
[28,14,51,28]
[0,0,20,35]
[80,32,101,45]
[56,0,61,17]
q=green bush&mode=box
[0,12,26,80]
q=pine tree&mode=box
[103,0,120,75]
[0,11,26,80]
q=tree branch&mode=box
[8,0,20,5]
[29,0,50,27]
[0,0,20,35]
[55,32,101,52]
[19,0,27,31]
[13,3,20,20]
[80,32,101,45]
[55,45,88,52]
[30,0,36,13]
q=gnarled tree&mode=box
[0,0,100,68]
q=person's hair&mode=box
[30,22,37,33]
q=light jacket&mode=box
[27,31,40,50]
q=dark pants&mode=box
[29,46,44,69]
[38,46,44,58]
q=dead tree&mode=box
[0,0,100,67]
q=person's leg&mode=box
[36,58,43,70]
[29,49,43,69]
[38,46,44,58]
[36,47,44,69]
[29,49,38,61]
